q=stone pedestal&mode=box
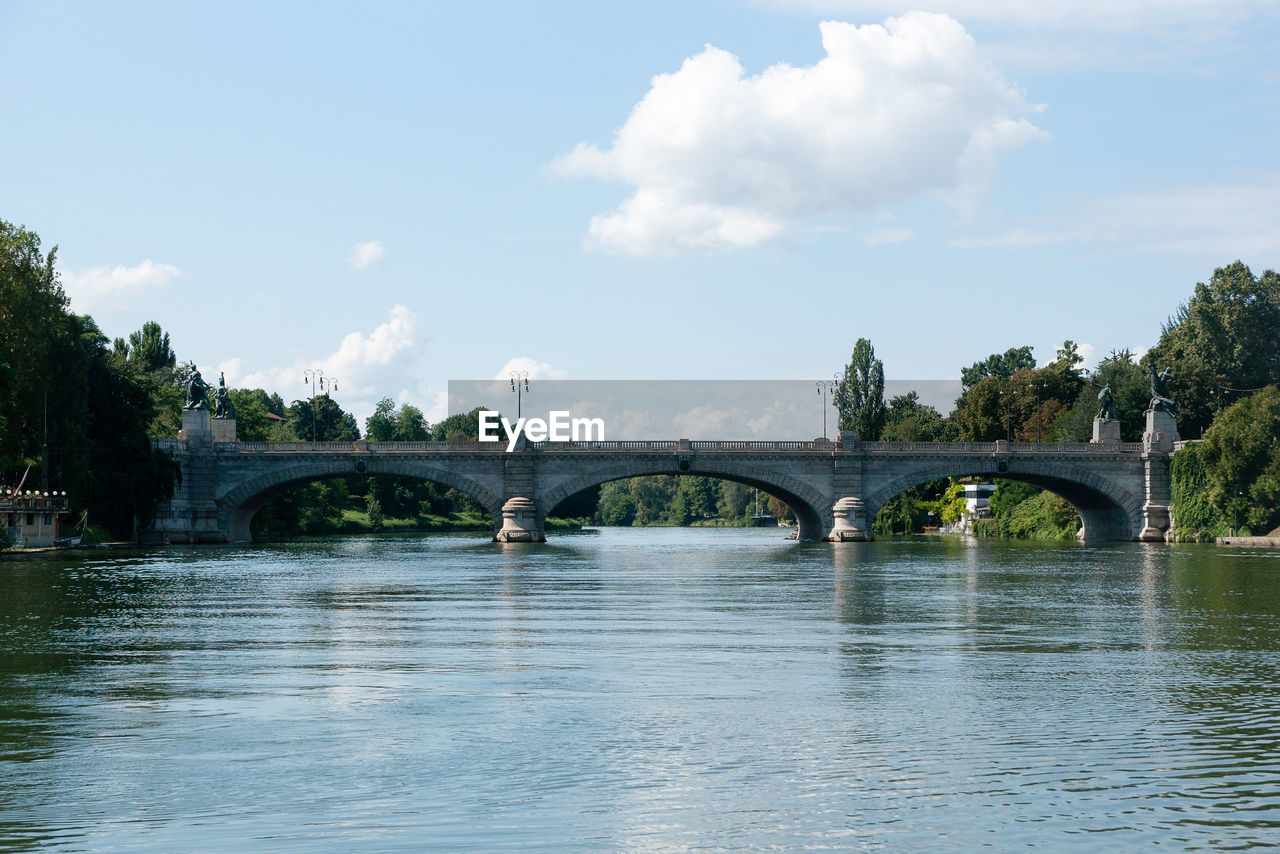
[1092,418,1121,444]
[211,418,237,443]
[178,408,212,441]
[1139,407,1180,542]
[1143,408,1180,453]
[827,496,871,542]
[494,496,545,542]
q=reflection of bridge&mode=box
[149,417,1179,544]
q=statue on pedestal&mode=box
[1148,365,1177,417]
[1089,379,1118,421]
[212,372,236,420]
[183,364,212,411]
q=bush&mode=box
[1170,442,1230,538]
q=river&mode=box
[1,529,1278,851]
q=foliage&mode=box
[1169,442,1230,539]
[872,478,949,534]
[365,397,430,442]
[431,407,500,441]
[1198,387,1280,534]
[0,222,177,538]
[950,345,1084,443]
[365,493,384,532]
[1145,261,1280,436]
[1054,349,1150,442]
[286,394,359,441]
[881,392,955,441]
[972,480,1079,540]
[960,346,1035,392]
[951,375,1006,441]
[835,338,886,440]
[595,476,793,526]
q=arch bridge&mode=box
[149,416,1179,544]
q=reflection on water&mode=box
[1,530,1278,851]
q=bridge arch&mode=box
[862,457,1144,541]
[217,458,505,543]
[538,457,833,541]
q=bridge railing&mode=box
[169,438,1146,455]
[861,441,1144,454]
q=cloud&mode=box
[349,240,385,270]
[552,13,1043,254]
[219,305,421,427]
[494,357,568,381]
[60,259,181,310]
[769,1,1266,33]
[950,178,1280,258]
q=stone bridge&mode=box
[148,412,1181,544]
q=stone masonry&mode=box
[148,426,1172,545]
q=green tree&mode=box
[126,321,176,372]
[835,338,886,440]
[287,395,359,441]
[951,375,1007,441]
[1145,261,1280,436]
[1199,386,1280,534]
[881,392,955,441]
[227,389,274,441]
[365,397,430,441]
[960,345,1035,392]
[365,492,385,532]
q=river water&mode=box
[1,528,1278,851]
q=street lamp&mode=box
[303,369,339,442]
[816,378,838,439]
[510,371,529,419]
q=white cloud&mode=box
[770,1,1266,33]
[219,305,421,427]
[494,357,568,381]
[349,240,385,270]
[552,13,1043,254]
[951,178,1280,258]
[60,259,181,310]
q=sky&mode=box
[2,0,1278,427]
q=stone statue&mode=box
[1089,379,1118,421]
[183,363,212,411]
[212,372,236,420]
[1148,365,1177,417]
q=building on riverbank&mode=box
[2,492,71,547]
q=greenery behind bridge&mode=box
[2,218,1278,544]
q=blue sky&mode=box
[2,0,1278,424]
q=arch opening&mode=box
[220,462,502,543]
[540,462,830,541]
[864,465,1142,542]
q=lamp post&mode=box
[1036,380,1044,443]
[510,371,529,419]
[816,379,838,439]
[303,369,339,442]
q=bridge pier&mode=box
[494,497,545,543]
[827,497,871,541]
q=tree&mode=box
[1199,386,1280,534]
[960,346,1035,392]
[1146,261,1280,436]
[127,321,176,372]
[287,394,359,441]
[881,392,955,441]
[835,338,886,440]
[365,397,430,442]
[951,375,1006,441]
